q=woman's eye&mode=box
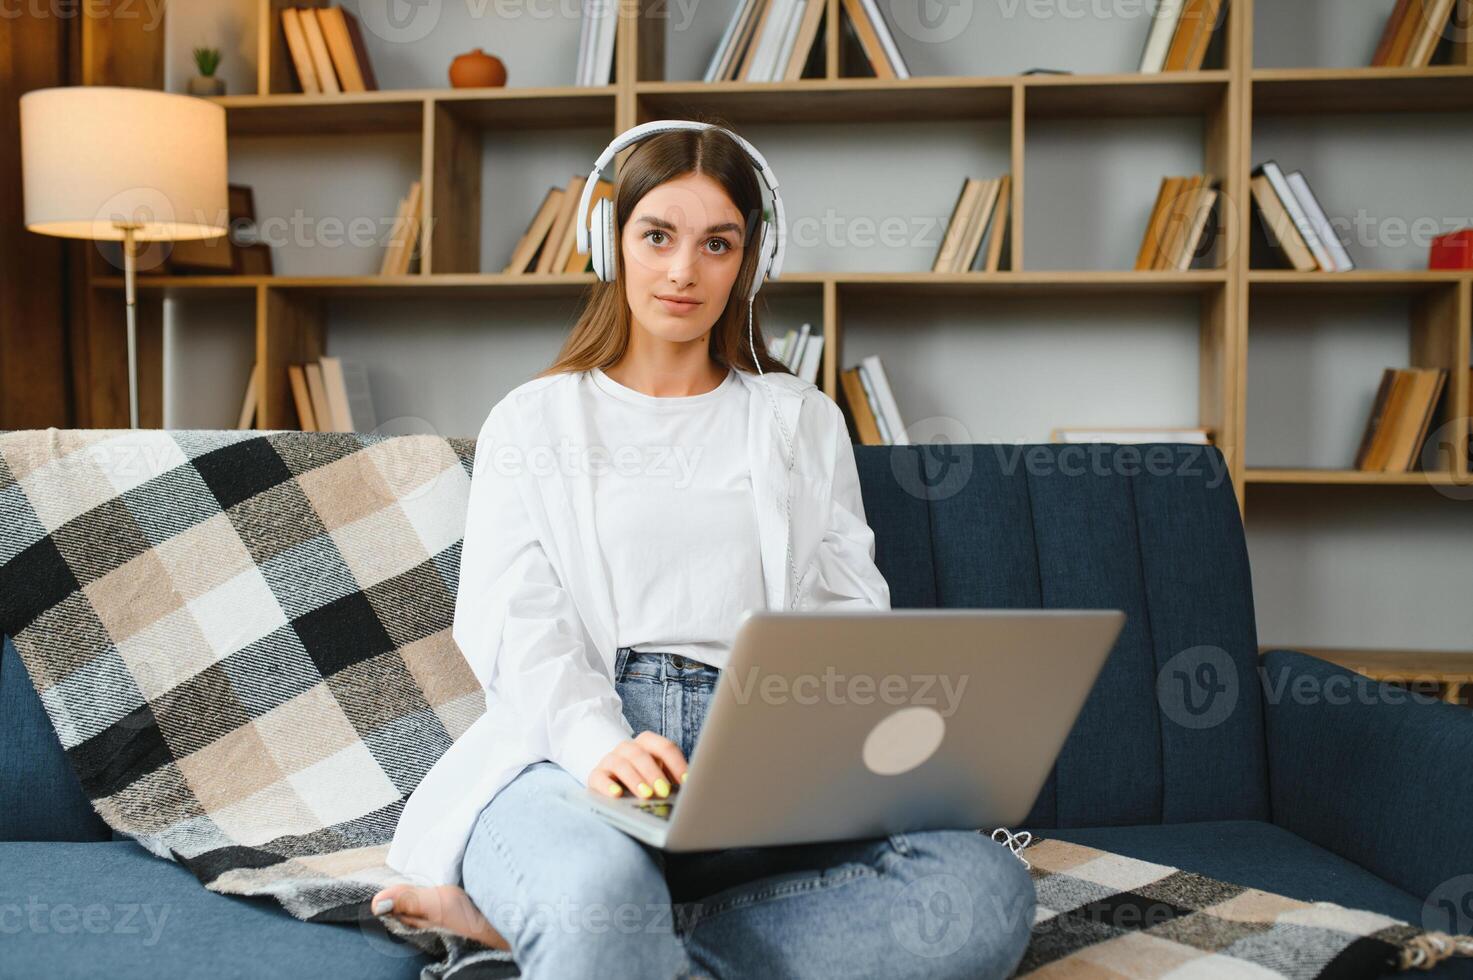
[641,230,732,255]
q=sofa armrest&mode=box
[1261,648,1473,907]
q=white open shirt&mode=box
[386,367,892,886]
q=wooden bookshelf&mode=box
[80,0,1473,519]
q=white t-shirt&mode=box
[584,365,766,670]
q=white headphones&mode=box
[574,119,788,375]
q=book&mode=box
[340,360,377,432]
[379,180,423,276]
[1135,177,1176,269]
[839,0,900,79]
[1372,0,1415,66]
[861,354,908,444]
[305,362,333,431]
[959,178,1001,273]
[1430,228,1473,268]
[1406,0,1457,67]
[1162,0,1210,71]
[536,175,585,274]
[707,0,762,82]
[1172,185,1218,270]
[319,356,353,432]
[858,0,909,79]
[1051,427,1212,444]
[1155,173,1204,270]
[1285,171,1354,272]
[856,363,891,443]
[839,367,884,444]
[504,187,566,274]
[237,363,260,430]
[1139,0,1186,73]
[1256,161,1333,272]
[545,175,589,275]
[782,0,827,80]
[1356,367,1449,471]
[982,174,1012,272]
[298,6,341,94]
[280,9,321,94]
[1249,173,1317,271]
[316,6,378,92]
[287,364,317,431]
[933,178,982,273]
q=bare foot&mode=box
[371,884,510,951]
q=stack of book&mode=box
[236,357,376,432]
[703,0,833,82]
[839,355,908,445]
[1051,427,1212,444]
[1354,367,1449,472]
[1135,173,1219,271]
[280,6,378,94]
[288,357,377,432]
[1249,161,1355,272]
[576,0,618,85]
[932,175,1011,273]
[505,175,612,274]
[1138,0,1225,73]
[380,180,423,276]
[1372,0,1461,67]
[767,323,824,384]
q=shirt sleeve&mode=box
[452,400,633,786]
[800,398,893,612]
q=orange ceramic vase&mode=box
[449,48,507,88]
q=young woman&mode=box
[372,122,1037,979]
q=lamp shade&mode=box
[20,86,229,242]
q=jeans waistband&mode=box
[614,647,721,682]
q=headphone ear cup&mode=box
[589,197,612,281]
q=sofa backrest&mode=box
[0,633,114,841]
[0,432,1268,842]
[854,443,1270,828]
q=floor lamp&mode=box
[19,86,229,429]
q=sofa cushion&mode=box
[872,443,1270,829]
[1043,820,1473,979]
[0,840,431,980]
[0,633,112,842]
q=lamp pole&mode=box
[117,220,141,429]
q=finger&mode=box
[609,757,651,799]
[588,766,624,797]
[618,743,671,798]
[635,731,688,787]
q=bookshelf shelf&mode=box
[211,86,618,136]
[1251,66,1473,115]
[1245,468,1471,486]
[97,270,1226,297]
[1248,270,1473,292]
[1022,70,1231,118]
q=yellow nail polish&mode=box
[606,782,622,797]
[679,770,688,783]
[636,783,653,798]
[653,778,670,798]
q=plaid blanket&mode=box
[0,428,1467,980]
[1016,835,1472,977]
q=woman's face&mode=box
[621,172,746,345]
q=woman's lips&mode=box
[656,296,702,314]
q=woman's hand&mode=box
[588,731,688,800]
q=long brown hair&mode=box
[536,116,794,380]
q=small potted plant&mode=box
[189,46,225,97]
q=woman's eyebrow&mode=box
[636,215,742,235]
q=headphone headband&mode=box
[574,120,786,284]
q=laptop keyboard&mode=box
[631,798,675,820]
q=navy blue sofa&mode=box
[2,442,1469,979]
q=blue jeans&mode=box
[461,648,1037,980]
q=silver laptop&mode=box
[566,608,1125,851]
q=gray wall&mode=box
[161,0,1473,655]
